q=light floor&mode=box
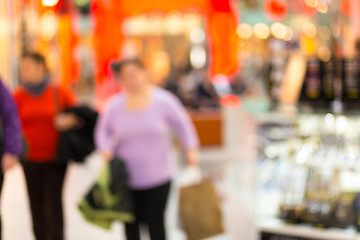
[1,151,258,240]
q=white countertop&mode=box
[257,218,359,240]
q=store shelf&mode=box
[257,218,359,240]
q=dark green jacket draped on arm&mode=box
[78,157,134,229]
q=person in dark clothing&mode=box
[0,78,23,240]
[14,52,76,240]
[196,77,220,109]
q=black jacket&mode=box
[55,106,98,164]
[78,157,134,229]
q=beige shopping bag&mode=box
[179,179,224,240]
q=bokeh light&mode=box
[126,15,148,36]
[284,27,294,41]
[318,25,331,40]
[305,0,318,8]
[301,36,317,55]
[302,22,317,38]
[40,10,57,41]
[317,1,328,14]
[271,22,287,39]
[190,46,207,69]
[165,12,183,35]
[42,0,59,7]
[254,23,270,40]
[236,23,253,40]
[317,46,331,61]
[190,28,206,44]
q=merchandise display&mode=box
[299,57,360,110]
[256,113,360,239]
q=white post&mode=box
[6,0,18,89]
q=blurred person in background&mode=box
[163,67,219,110]
[0,78,22,240]
[195,69,220,109]
[95,58,199,240]
[177,66,199,109]
[14,52,76,240]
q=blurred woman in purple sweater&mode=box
[95,59,199,240]
[0,78,22,239]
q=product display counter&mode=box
[255,112,360,240]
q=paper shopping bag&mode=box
[179,179,224,240]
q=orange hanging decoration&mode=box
[57,0,80,86]
[91,1,125,84]
[58,14,80,86]
[207,0,239,76]
[91,0,240,97]
[91,0,125,108]
[341,0,350,16]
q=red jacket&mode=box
[14,84,75,162]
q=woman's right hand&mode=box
[54,113,79,131]
[102,151,114,162]
[2,153,19,172]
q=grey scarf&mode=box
[23,76,51,96]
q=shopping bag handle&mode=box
[178,166,204,187]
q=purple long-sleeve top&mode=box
[0,79,22,157]
[95,87,199,189]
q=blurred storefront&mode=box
[5,0,360,239]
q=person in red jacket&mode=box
[14,52,76,240]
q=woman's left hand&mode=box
[186,148,199,166]
[54,113,79,131]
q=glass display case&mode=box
[255,113,360,240]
